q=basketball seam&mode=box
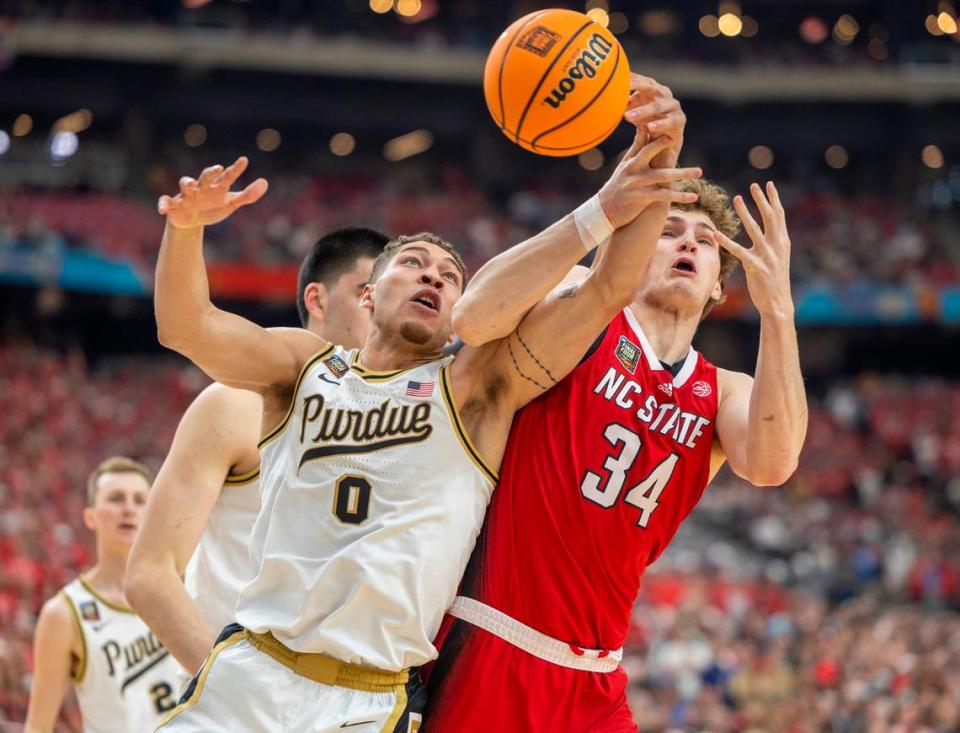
[513,19,595,145]
[496,10,551,131]
[531,43,623,148]
[530,116,621,153]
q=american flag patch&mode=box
[405,380,435,398]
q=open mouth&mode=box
[672,256,697,275]
[118,522,137,531]
[410,289,440,312]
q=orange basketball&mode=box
[483,8,631,157]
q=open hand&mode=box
[598,134,702,230]
[712,182,794,318]
[623,74,686,168]
[158,156,268,230]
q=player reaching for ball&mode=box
[423,77,808,733]
[149,101,700,731]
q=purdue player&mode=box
[24,458,181,733]
[124,227,387,676]
[150,79,699,732]
[424,81,808,732]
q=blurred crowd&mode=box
[2,173,957,294]
[1,340,960,730]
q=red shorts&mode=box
[422,615,637,733]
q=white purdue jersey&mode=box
[60,577,181,733]
[236,345,496,671]
[184,467,260,637]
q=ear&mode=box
[82,506,97,532]
[709,279,723,303]
[302,282,327,325]
[359,282,375,313]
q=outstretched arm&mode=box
[713,183,807,486]
[454,74,689,346]
[155,157,322,392]
[24,596,77,733]
[125,384,258,674]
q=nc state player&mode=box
[423,78,808,732]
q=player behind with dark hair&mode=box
[26,458,181,733]
[125,227,388,677]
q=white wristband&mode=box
[573,195,614,253]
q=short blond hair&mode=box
[86,457,151,505]
[369,232,468,286]
[671,178,741,318]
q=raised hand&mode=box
[598,134,702,230]
[623,74,687,168]
[712,182,794,317]
[158,156,268,230]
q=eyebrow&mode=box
[398,246,463,278]
[666,215,717,233]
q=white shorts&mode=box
[157,625,424,733]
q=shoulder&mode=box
[716,367,753,405]
[269,327,330,356]
[190,382,263,424]
[36,592,79,647]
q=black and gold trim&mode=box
[155,625,246,729]
[59,591,88,683]
[438,366,498,484]
[258,344,336,450]
[223,465,260,486]
[350,350,446,383]
[78,576,134,614]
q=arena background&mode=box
[1,1,960,730]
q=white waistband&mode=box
[447,596,622,674]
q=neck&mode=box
[359,326,442,372]
[628,298,699,364]
[85,545,129,597]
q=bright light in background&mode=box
[938,11,959,34]
[825,145,849,169]
[13,114,33,137]
[926,14,945,36]
[384,129,433,161]
[50,131,79,161]
[607,12,629,34]
[740,16,758,38]
[394,0,421,18]
[922,145,945,169]
[587,8,609,27]
[578,148,604,171]
[833,14,859,44]
[256,128,281,152]
[748,145,774,170]
[800,16,828,44]
[369,0,393,13]
[718,13,743,37]
[699,15,720,38]
[53,109,93,134]
[0,130,9,156]
[184,123,207,147]
[330,132,356,156]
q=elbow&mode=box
[746,460,798,488]
[596,278,635,313]
[451,299,492,347]
[123,561,153,615]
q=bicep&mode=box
[25,599,76,731]
[714,371,753,479]
[178,316,322,394]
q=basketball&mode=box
[483,8,632,157]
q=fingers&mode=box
[157,195,175,215]
[634,136,675,167]
[733,194,764,246]
[636,167,703,187]
[628,73,660,96]
[625,97,678,125]
[178,176,198,199]
[765,181,785,223]
[712,230,752,263]
[219,156,249,187]
[198,164,225,187]
[645,188,699,205]
[749,182,776,234]
[226,178,269,209]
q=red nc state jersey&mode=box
[461,309,719,651]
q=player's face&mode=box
[361,242,463,351]
[636,210,723,313]
[84,472,150,552]
[320,256,376,350]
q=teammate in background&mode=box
[25,458,181,733]
[423,80,808,733]
[149,77,696,732]
[125,228,388,676]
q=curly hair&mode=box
[369,232,468,287]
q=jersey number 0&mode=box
[580,424,679,527]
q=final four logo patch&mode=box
[615,335,641,374]
[323,354,349,378]
[79,601,100,622]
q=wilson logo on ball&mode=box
[543,34,614,109]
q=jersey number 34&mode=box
[580,424,679,527]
